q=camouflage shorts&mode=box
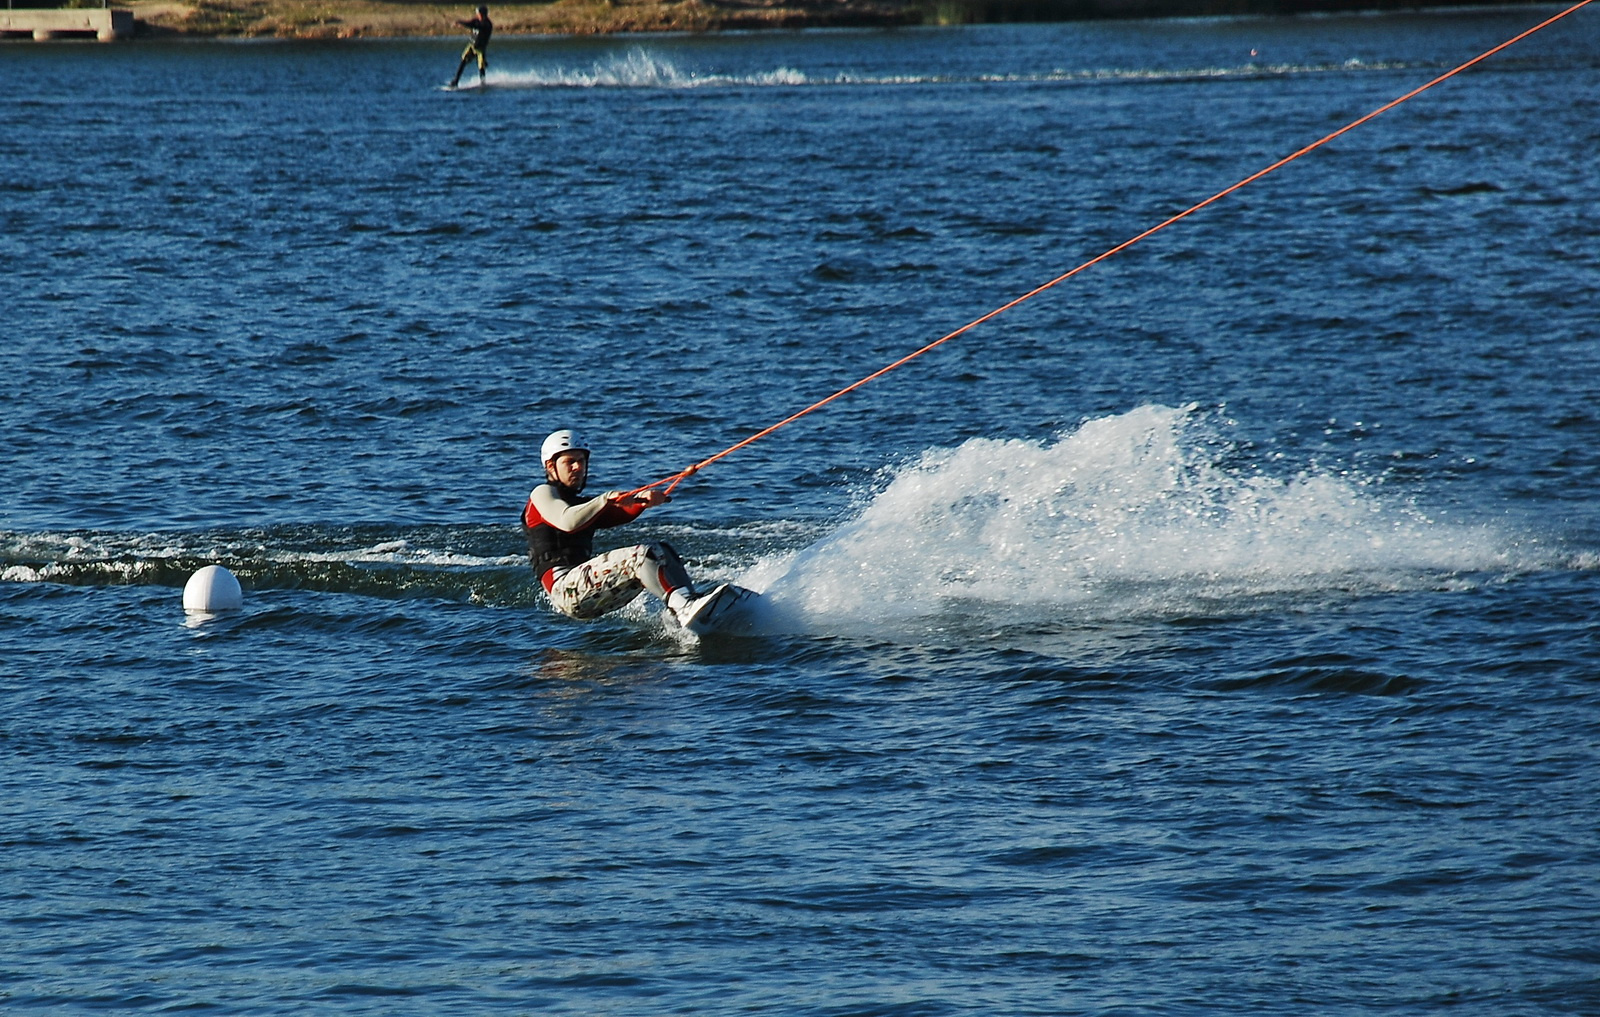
[545,544,655,620]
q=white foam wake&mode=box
[480,50,1405,91]
[489,50,807,89]
[740,404,1529,633]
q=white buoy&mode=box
[183,564,243,613]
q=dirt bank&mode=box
[122,0,920,38]
[115,0,1555,40]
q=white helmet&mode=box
[540,429,589,465]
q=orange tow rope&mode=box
[632,0,1594,499]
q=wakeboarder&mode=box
[449,5,492,89]
[522,429,742,631]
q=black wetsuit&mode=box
[463,14,492,50]
[450,14,493,87]
[522,482,645,586]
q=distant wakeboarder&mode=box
[449,5,493,89]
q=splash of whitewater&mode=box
[478,48,1404,91]
[741,405,1523,633]
[489,50,807,89]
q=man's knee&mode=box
[643,541,681,566]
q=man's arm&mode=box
[531,485,616,533]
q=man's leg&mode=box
[450,43,474,87]
[546,543,695,621]
[644,542,694,600]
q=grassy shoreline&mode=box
[89,0,1555,40]
[119,0,916,39]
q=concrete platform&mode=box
[0,8,134,41]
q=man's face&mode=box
[549,451,588,490]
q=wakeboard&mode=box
[677,583,759,636]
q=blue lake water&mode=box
[3,8,1599,1013]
